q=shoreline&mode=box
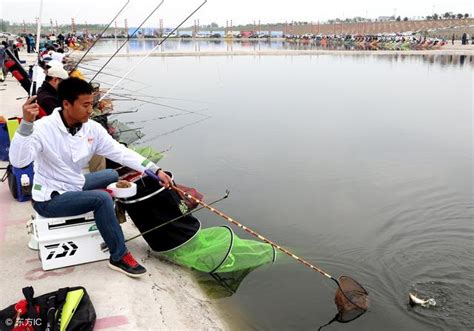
[0,57,230,330]
[75,45,474,58]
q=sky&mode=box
[1,0,472,27]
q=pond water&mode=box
[86,38,337,54]
[86,38,459,54]
[88,53,473,330]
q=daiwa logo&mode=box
[45,241,78,260]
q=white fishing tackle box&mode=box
[28,212,109,270]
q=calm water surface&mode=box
[89,52,473,330]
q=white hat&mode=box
[45,59,63,69]
[46,61,68,80]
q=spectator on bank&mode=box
[0,41,7,82]
[58,33,65,48]
[452,33,455,45]
[25,34,32,53]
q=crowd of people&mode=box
[283,33,450,50]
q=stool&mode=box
[30,212,110,271]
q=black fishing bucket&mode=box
[117,173,200,252]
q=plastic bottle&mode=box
[21,174,31,196]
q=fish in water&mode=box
[409,293,436,307]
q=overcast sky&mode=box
[1,0,472,27]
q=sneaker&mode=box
[108,252,147,278]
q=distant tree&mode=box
[465,13,470,19]
[403,17,409,21]
[433,13,439,20]
[451,14,456,19]
[443,12,451,19]
[426,15,432,20]
[0,19,10,32]
[457,13,464,19]
[396,16,401,21]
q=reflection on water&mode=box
[89,54,472,331]
[89,40,474,67]
[344,54,473,67]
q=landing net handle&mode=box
[170,182,369,312]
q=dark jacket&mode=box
[37,80,60,115]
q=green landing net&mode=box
[129,145,164,163]
[160,226,277,273]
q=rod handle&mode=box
[144,169,160,180]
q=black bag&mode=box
[118,175,201,252]
[0,164,17,200]
[0,286,96,331]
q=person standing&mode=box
[25,34,32,53]
[0,42,6,82]
[452,33,455,45]
[57,33,65,48]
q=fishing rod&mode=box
[91,81,209,106]
[122,109,206,124]
[107,92,208,116]
[115,127,143,136]
[98,0,208,102]
[102,109,140,116]
[141,115,211,143]
[72,0,130,71]
[111,91,212,105]
[89,0,165,83]
[91,97,152,119]
[145,169,369,312]
[101,191,229,252]
[79,65,151,86]
[29,0,44,96]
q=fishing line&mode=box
[89,0,165,83]
[107,92,207,116]
[98,0,208,102]
[113,91,212,105]
[78,65,151,86]
[141,115,211,143]
[122,109,207,124]
[72,0,130,70]
[140,174,370,315]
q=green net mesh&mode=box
[160,226,277,273]
[129,145,164,163]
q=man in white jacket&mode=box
[10,77,172,277]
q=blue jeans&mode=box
[32,169,127,261]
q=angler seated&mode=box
[9,77,173,278]
[36,60,69,117]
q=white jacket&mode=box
[9,108,159,201]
